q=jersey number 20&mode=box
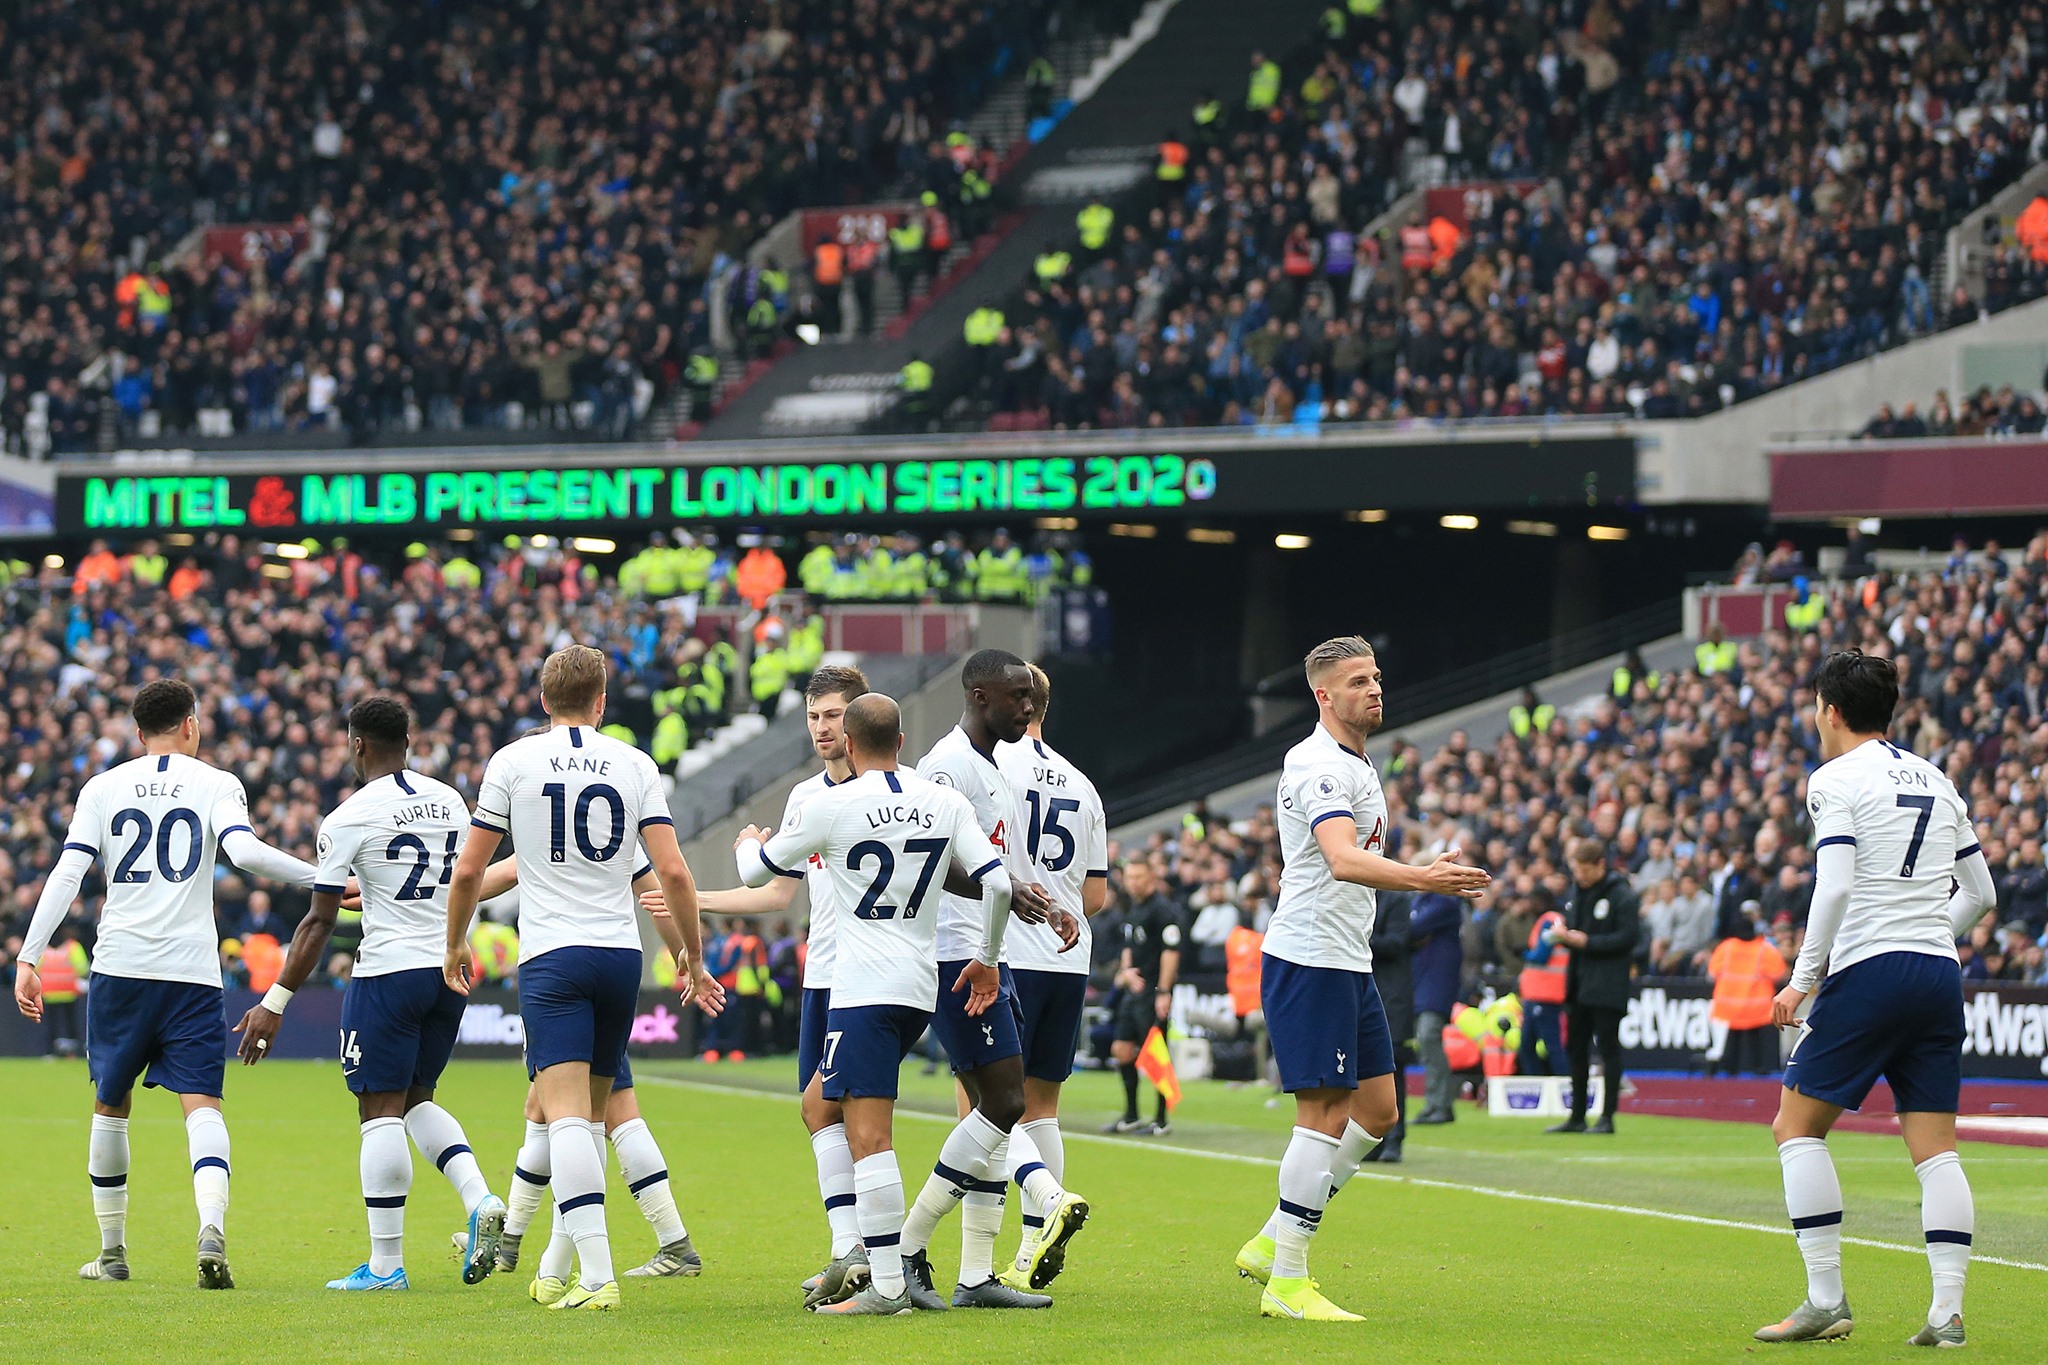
[850,838,949,920]
[109,807,203,883]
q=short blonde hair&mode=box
[1304,636,1373,685]
[541,645,608,715]
[1027,662,1052,718]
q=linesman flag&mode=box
[1137,1026,1182,1111]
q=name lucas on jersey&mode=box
[865,803,938,831]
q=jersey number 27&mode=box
[849,838,949,920]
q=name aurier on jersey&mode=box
[391,800,454,828]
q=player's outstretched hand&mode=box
[954,960,1002,1016]
[1771,984,1808,1029]
[13,963,41,1022]
[233,1005,280,1065]
[690,966,726,1017]
[641,887,670,917]
[1420,848,1491,900]
[1012,882,1052,924]
[1050,909,1082,952]
[443,944,475,996]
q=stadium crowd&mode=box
[0,0,1051,453]
[0,523,1093,1005]
[980,0,2048,429]
[1859,379,2048,438]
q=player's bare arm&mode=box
[1311,818,1491,898]
[234,887,345,1064]
[644,820,722,1015]
[443,825,502,994]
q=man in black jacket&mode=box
[1362,891,1414,1163]
[1547,839,1641,1135]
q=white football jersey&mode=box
[1796,738,1972,989]
[473,725,671,963]
[785,770,843,990]
[59,753,255,987]
[918,724,1024,963]
[752,767,1000,1011]
[316,770,469,978]
[997,736,1106,975]
[788,764,917,991]
[1263,724,1388,973]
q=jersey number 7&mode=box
[1896,794,1935,877]
[849,838,949,920]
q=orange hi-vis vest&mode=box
[814,241,845,286]
[1224,925,1263,1016]
[1519,911,1569,1004]
[39,944,83,1001]
[242,933,286,993]
[1709,935,1785,1030]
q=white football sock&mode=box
[88,1115,129,1252]
[901,1109,1006,1256]
[361,1116,411,1276]
[1011,1117,1065,1268]
[1272,1126,1339,1279]
[811,1122,860,1258]
[1915,1150,1973,1326]
[610,1118,687,1246]
[506,1120,551,1238]
[185,1107,231,1234]
[548,1117,612,1289]
[960,1135,1008,1287]
[854,1152,907,1297]
[1779,1137,1845,1309]
[1007,1122,1066,1221]
[404,1102,490,1215]
[538,1203,576,1283]
[1325,1119,1380,1200]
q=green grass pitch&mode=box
[1,1056,2044,1362]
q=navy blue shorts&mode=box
[932,960,1024,1075]
[820,1003,931,1100]
[797,987,832,1091]
[527,1042,634,1089]
[1261,954,1396,1093]
[1785,951,1965,1114]
[340,967,466,1095]
[518,946,642,1077]
[87,974,226,1105]
[1011,970,1086,1083]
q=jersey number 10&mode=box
[543,782,625,864]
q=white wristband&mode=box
[261,983,295,1015]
